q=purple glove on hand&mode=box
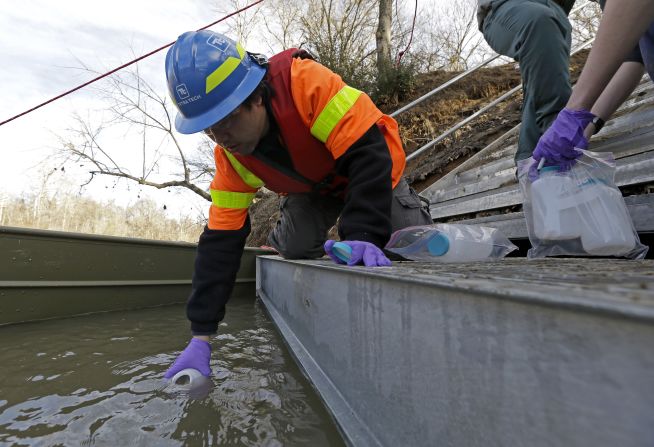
[532,108,595,170]
[324,240,392,267]
[164,337,211,379]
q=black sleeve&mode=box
[186,216,251,335]
[333,124,393,248]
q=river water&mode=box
[0,298,344,446]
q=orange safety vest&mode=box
[230,49,347,194]
[208,50,406,230]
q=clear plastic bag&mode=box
[385,223,518,262]
[518,150,648,259]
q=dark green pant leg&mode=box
[389,178,432,230]
[267,193,343,259]
[267,178,432,259]
[482,0,572,163]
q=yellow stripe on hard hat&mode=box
[205,43,246,94]
[223,149,264,188]
[210,189,256,209]
[310,85,362,143]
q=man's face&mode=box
[203,96,268,156]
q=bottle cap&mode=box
[426,233,449,256]
[540,166,560,174]
[332,241,352,263]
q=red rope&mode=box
[396,0,418,67]
[0,0,265,127]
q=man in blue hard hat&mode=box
[162,30,432,380]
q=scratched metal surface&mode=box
[257,255,654,447]
[287,258,654,321]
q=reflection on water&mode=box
[0,298,344,446]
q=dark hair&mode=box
[241,80,272,109]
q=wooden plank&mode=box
[609,79,654,115]
[426,113,654,208]
[430,152,654,219]
[594,104,654,139]
[591,121,654,159]
[420,125,520,194]
[430,165,516,203]
[424,82,654,205]
[450,194,654,238]
[453,211,530,238]
[430,185,521,219]
[454,156,515,183]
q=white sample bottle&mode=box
[424,230,494,262]
[531,166,581,240]
[388,225,495,262]
[171,368,208,387]
[166,368,213,398]
[575,180,636,255]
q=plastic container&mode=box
[166,368,213,398]
[385,223,516,262]
[518,150,648,259]
[575,180,636,255]
[531,166,581,240]
[170,368,209,388]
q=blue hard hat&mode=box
[165,30,267,134]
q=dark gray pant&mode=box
[482,0,572,163]
[267,177,432,259]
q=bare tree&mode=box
[296,0,379,88]
[209,0,428,96]
[57,64,213,202]
[376,0,393,76]
[569,1,602,47]
[435,0,488,70]
[210,0,266,46]
[259,0,303,52]
[400,0,491,72]
[1,186,204,242]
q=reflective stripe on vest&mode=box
[310,85,362,143]
[210,189,255,209]
[206,43,246,94]
[224,149,264,188]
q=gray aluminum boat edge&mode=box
[256,255,654,447]
[258,286,382,447]
[0,225,273,325]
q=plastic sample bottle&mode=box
[531,166,581,240]
[171,368,208,387]
[166,368,213,398]
[575,180,636,255]
[387,226,494,262]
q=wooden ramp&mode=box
[421,78,654,238]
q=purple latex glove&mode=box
[532,109,595,170]
[324,240,392,267]
[164,338,211,379]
